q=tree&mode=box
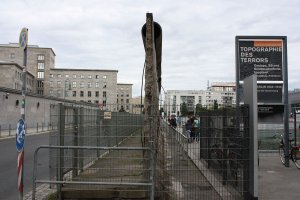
[195,103,207,116]
[213,100,218,110]
[180,102,189,116]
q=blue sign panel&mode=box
[16,119,26,152]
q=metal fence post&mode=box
[96,109,101,157]
[58,103,65,200]
[9,124,11,136]
[73,107,79,178]
[79,107,84,172]
[36,123,38,133]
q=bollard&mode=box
[37,123,38,133]
[9,124,11,136]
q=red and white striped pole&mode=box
[17,150,24,195]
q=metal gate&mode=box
[32,103,153,199]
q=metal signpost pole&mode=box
[18,27,28,200]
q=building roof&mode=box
[0,43,56,56]
[0,61,34,78]
[117,83,133,85]
[51,68,118,73]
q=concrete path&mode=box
[258,153,300,200]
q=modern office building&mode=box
[164,82,236,116]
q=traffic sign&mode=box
[19,28,28,50]
[16,119,26,152]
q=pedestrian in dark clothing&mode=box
[185,119,193,142]
[170,116,177,128]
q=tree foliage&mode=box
[180,102,189,116]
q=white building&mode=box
[163,82,236,116]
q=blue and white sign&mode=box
[16,119,26,152]
[19,28,28,50]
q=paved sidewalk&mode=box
[259,153,300,200]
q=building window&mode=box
[95,91,99,97]
[37,72,44,79]
[72,81,77,88]
[50,90,53,96]
[88,75,92,79]
[103,75,107,79]
[65,74,69,78]
[57,81,62,88]
[49,74,54,78]
[87,82,92,88]
[72,91,76,97]
[80,75,84,79]
[80,91,84,97]
[95,82,99,88]
[95,100,99,104]
[103,82,107,88]
[57,74,62,78]
[73,74,77,78]
[126,94,129,97]
[50,81,54,88]
[96,75,100,79]
[80,82,84,88]
[103,91,107,97]
[88,91,92,97]
[37,63,44,70]
[37,55,45,60]
[126,99,129,103]
[103,100,106,106]
[58,90,62,97]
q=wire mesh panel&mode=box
[155,105,250,200]
[45,103,151,199]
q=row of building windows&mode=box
[49,90,107,98]
[49,74,107,79]
[117,99,130,103]
[15,70,34,86]
[117,94,130,97]
[50,81,107,89]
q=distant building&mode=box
[0,43,56,95]
[0,61,34,92]
[49,68,118,105]
[129,96,144,114]
[163,82,236,116]
[0,43,133,107]
[117,83,133,112]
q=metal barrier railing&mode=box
[32,145,153,200]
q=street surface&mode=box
[0,133,49,200]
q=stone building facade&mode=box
[49,68,118,105]
[0,43,132,106]
[0,43,56,95]
[0,62,34,92]
[117,83,133,112]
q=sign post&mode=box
[18,27,28,200]
[236,36,289,167]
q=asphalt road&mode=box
[0,133,50,200]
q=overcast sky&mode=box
[1,0,299,96]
